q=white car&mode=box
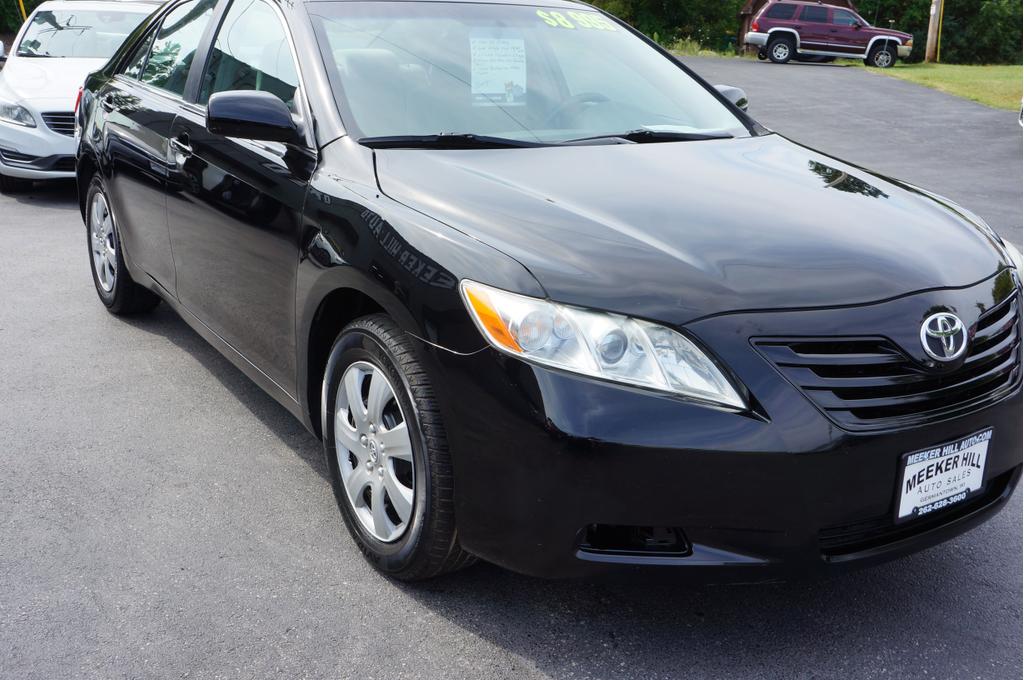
[0,0,157,192]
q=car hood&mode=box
[373,134,1005,324]
[0,57,105,106]
[869,27,913,41]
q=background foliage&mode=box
[3,0,1020,64]
[591,0,1022,64]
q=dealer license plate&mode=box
[896,428,992,523]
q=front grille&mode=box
[755,294,1021,431]
[0,147,38,163]
[41,112,75,136]
[819,467,1018,558]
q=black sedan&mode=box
[76,0,1023,581]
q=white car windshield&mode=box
[17,9,148,58]
[309,1,749,144]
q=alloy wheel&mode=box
[874,50,893,67]
[772,43,790,61]
[334,361,416,543]
[89,192,117,293]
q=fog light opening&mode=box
[579,524,691,557]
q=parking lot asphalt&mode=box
[0,57,1021,679]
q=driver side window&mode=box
[198,0,299,111]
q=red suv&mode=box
[745,1,912,68]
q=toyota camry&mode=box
[76,0,1023,581]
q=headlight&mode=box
[460,280,746,409]
[0,99,36,127]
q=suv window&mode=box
[800,5,829,23]
[764,3,797,20]
[831,9,860,26]
[140,0,216,96]
[199,0,299,110]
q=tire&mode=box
[85,176,161,315]
[767,36,794,64]
[0,173,32,193]
[867,43,896,68]
[322,314,475,581]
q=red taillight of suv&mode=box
[73,87,83,113]
[751,20,759,32]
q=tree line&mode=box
[3,0,1020,64]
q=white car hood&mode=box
[0,57,106,108]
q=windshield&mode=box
[309,2,749,144]
[17,9,149,58]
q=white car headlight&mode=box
[460,280,746,409]
[0,99,36,127]
[1003,240,1023,273]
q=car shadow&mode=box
[117,304,329,481]
[3,179,80,209]
[392,541,998,677]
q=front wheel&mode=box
[767,37,794,64]
[85,177,160,315]
[322,314,475,580]
[867,44,896,68]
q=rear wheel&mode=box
[867,43,896,68]
[767,36,794,64]
[322,314,475,580]
[85,177,160,315]
[0,174,32,193]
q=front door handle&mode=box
[99,94,116,112]
[170,135,193,157]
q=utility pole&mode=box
[925,0,945,63]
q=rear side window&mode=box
[199,0,299,110]
[122,32,155,79]
[832,9,860,26]
[140,0,216,96]
[800,5,829,23]
[764,4,797,20]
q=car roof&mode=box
[768,0,852,7]
[32,0,162,11]
[303,0,589,6]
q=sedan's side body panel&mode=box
[166,103,314,396]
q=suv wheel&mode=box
[867,43,896,68]
[85,177,161,315]
[768,36,794,64]
[322,314,475,580]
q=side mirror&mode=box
[206,90,299,143]
[853,22,862,30]
[714,84,748,112]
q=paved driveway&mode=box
[0,58,1020,679]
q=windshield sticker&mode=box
[536,10,617,31]
[470,36,527,106]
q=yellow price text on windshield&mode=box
[536,10,618,31]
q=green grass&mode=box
[870,62,1023,111]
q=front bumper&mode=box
[745,31,769,48]
[426,282,1022,581]
[898,44,912,58]
[0,119,76,180]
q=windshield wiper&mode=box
[358,133,546,149]
[564,129,734,145]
